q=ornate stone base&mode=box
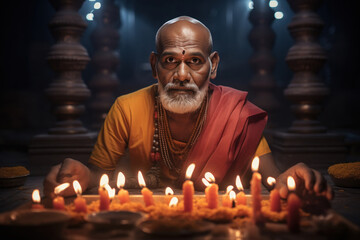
[267,130,347,171]
[29,132,98,175]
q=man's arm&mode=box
[44,158,92,197]
[88,164,114,188]
[87,163,143,190]
[258,153,333,200]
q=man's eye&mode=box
[165,57,176,63]
[190,58,201,64]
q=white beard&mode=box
[158,82,208,114]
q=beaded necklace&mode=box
[150,86,209,176]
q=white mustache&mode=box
[159,81,207,114]
[164,82,199,93]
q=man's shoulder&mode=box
[115,84,156,105]
[211,83,248,99]
[210,83,266,115]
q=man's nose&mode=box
[174,62,190,82]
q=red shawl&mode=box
[178,83,267,190]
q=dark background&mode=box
[1,0,359,168]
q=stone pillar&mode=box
[270,0,346,171]
[284,0,328,133]
[89,0,121,130]
[29,0,97,175]
[248,0,279,129]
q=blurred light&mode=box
[248,1,254,9]
[86,13,94,21]
[94,2,101,9]
[89,0,96,1]
[269,0,278,8]
[274,11,284,19]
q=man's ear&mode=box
[209,51,220,79]
[149,52,158,79]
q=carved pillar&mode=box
[284,0,328,133]
[29,0,97,175]
[89,0,121,130]
[248,0,279,128]
[269,0,346,170]
[46,0,91,134]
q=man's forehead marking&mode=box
[181,50,185,60]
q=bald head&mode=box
[155,16,213,54]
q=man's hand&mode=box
[275,163,333,200]
[43,158,91,197]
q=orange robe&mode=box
[89,84,269,187]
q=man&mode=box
[44,16,333,200]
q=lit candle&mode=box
[229,190,236,208]
[106,184,116,203]
[164,187,174,205]
[138,171,154,207]
[250,156,264,225]
[267,177,281,212]
[222,185,234,208]
[202,178,210,203]
[169,196,179,208]
[73,180,87,213]
[235,175,247,206]
[204,172,218,209]
[52,183,70,210]
[182,163,195,212]
[117,172,130,204]
[287,176,301,232]
[99,174,110,211]
[32,189,44,209]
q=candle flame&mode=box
[32,189,41,203]
[267,177,276,186]
[117,172,125,188]
[165,187,174,195]
[104,184,111,193]
[235,175,244,191]
[287,176,296,191]
[226,185,234,194]
[229,190,236,201]
[54,182,70,195]
[251,156,260,172]
[204,172,215,183]
[169,197,178,207]
[100,174,109,187]
[73,180,82,195]
[138,171,146,188]
[104,184,116,199]
[185,163,195,179]
[109,189,116,199]
[202,178,210,187]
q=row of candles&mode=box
[31,156,301,232]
